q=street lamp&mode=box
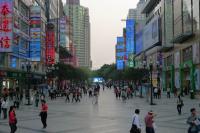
[156,61,160,89]
[25,61,32,105]
[148,57,156,105]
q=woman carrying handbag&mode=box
[130,109,141,133]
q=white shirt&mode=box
[1,100,9,109]
[132,114,141,129]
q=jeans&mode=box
[177,105,182,115]
[41,112,47,128]
[10,123,17,133]
[146,127,155,133]
[2,108,7,119]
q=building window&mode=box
[182,0,192,34]
[193,0,200,34]
[183,46,192,62]
[162,0,173,47]
[174,0,183,37]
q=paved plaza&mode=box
[0,89,200,133]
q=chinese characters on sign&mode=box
[0,0,13,52]
[46,30,55,65]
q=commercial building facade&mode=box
[133,0,200,97]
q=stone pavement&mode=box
[0,89,200,133]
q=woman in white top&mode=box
[2,98,9,119]
[130,109,141,133]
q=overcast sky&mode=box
[62,0,139,69]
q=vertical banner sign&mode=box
[46,24,55,65]
[30,6,41,61]
[0,0,13,52]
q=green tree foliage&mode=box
[92,64,149,82]
[54,63,90,81]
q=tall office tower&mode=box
[127,0,145,20]
[66,0,80,5]
[64,2,91,68]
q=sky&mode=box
[63,0,139,69]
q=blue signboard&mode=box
[136,30,143,54]
[10,56,17,68]
[19,38,29,58]
[117,60,124,70]
[116,36,125,70]
[30,41,41,61]
[126,19,135,55]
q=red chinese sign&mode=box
[46,31,55,65]
[0,0,12,52]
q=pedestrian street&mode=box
[0,89,199,133]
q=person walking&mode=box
[187,108,199,133]
[177,96,183,115]
[167,87,171,98]
[40,100,48,128]
[1,98,9,119]
[9,106,17,133]
[130,109,141,133]
[35,91,40,107]
[145,111,155,133]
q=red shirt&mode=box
[145,114,154,128]
[41,103,48,112]
[9,111,16,124]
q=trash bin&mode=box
[190,89,195,99]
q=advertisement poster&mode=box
[0,0,13,52]
[30,6,41,61]
[193,43,200,64]
[46,30,55,65]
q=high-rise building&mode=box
[66,0,80,5]
[64,2,91,68]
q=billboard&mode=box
[46,29,55,65]
[126,19,135,54]
[136,29,143,54]
[0,0,13,52]
[116,37,125,70]
[60,17,67,47]
[143,16,160,50]
[30,6,41,61]
[117,60,124,70]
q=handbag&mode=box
[130,125,141,133]
[130,116,141,133]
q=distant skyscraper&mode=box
[66,0,80,5]
[64,2,91,68]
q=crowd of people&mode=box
[0,82,199,133]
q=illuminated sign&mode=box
[0,0,13,52]
[30,6,41,61]
[46,30,55,65]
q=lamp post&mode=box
[149,61,154,105]
[156,61,160,89]
[25,61,32,105]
